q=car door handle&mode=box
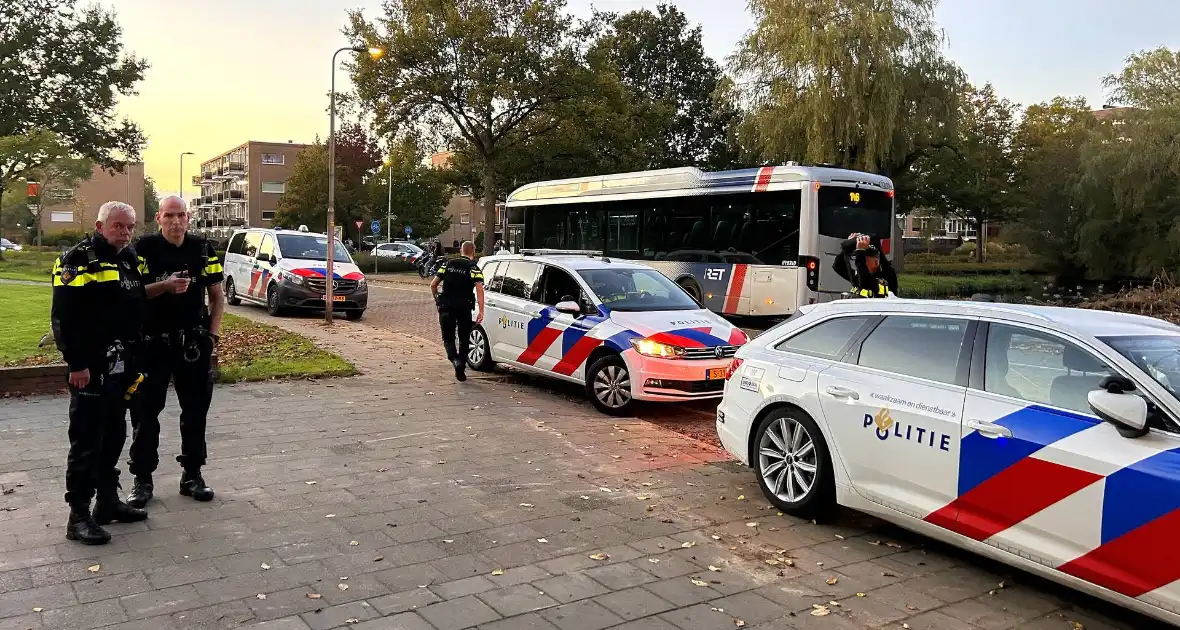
[967,420,1012,438]
[824,386,859,400]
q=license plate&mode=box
[332,295,346,302]
[706,367,726,380]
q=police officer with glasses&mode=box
[126,196,224,509]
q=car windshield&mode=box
[1101,335,1180,404]
[276,234,352,263]
[576,268,699,311]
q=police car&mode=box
[716,298,1180,624]
[222,226,368,319]
[469,253,748,415]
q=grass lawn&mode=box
[0,248,57,282]
[0,285,354,382]
[899,273,1034,299]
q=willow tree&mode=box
[729,0,964,211]
[345,0,589,254]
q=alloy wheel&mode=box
[593,365,632,408]
[759,417,818,503]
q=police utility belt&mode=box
[144,326,209,363]
[850,282,889,298]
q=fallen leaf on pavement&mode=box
[765,559,780,566]
[589,553,609,561]
[746,522,758,527]
[492,569,504,575]
[256,594,266,600]
[373,556,384,562]
[641,482,652,486]
[810,605,830,617]
[856,592,865,597]
[87,565,101,572]
[906,604,917,610]
[325,514,336,518]
[835,534,845,539]
[882,571,897,577]
[737,495,745,500]
[825,577,839,585]
[349,541,359,546]
[537,538,548,543]
[337,584,349,591]
[681,541,696,548]
[32,607,43,613]
[260,563,271,570]
[648,558,660,564]
[708,565,722,572]
[711,535,721,540]
[377,468,388,472]
[690,578,708,587]
[885,542,903,548]
[636,495,649,500]
[580,496,590,500]
[519,503,534,508]
[734,620,746,627]
[345,619,360,624]
[305,481,317,485]
[1069,623,1083,630]
[308,593,322,599]
[783,559,795,567]
[442,539,454,544]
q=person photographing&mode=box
[832,232,898,298]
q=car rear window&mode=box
[858,316,969,385]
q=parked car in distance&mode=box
[0,238,22,252]
[716,297,1180,626]
[371,241,424,261]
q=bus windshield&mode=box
[817,187,894,240]
[577,268,700,312]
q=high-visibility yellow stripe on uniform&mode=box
[203,256,223,275]
[137,256,149,275]
[53,270,119,287]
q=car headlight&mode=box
[357,277,367,290]
[630,337,685,359]
[285,273,306,286]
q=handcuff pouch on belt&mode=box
[147,327,208,363]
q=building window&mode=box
[261,181,285,194]
[50,211,73,223]
[262,211,276,220]
[261,153,284,165]
[460,213,470,225]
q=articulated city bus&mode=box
[503,164,896,318]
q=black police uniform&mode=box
[126,233,223,507]
[832,236,898,298]
[435,257,483,380]
[51,233,150,545]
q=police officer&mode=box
[832,232,898,298]
[125,196,224,509]
[430,240,485,381]
[52,201,160,544]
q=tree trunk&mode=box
[0,179,6,261]
[975,219,985,263]
[480,158,497,256]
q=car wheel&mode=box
[753,407,836,520]
[585,354,634,416]
[677,277,702,302]
[225,277,241,306]
[345,309,364,321]
[266,284,284,316]
[467,326,495,372]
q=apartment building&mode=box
[189,141,308,240]
[35,162,146,237]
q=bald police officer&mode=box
[430,241,485,381]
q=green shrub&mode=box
[900,274,1034,299]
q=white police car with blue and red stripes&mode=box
[469,254,748,415]
[716,297,1180,624]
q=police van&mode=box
[469,253,748,415]
[222,226,368,319]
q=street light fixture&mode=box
[325,44,386,324]
[179,151,195,201]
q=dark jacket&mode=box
[832,236,898,297]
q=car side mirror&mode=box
[1089,381,1149,439]
[555,300,582,316]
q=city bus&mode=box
[502,164,896,319]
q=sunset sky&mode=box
[102,0,1180,199]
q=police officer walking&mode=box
[430,240,485,381]
[52,201,167,544]
[126,196,224,508]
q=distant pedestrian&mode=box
[430,241,485,381]
[51,201,152,544]
[126,196,223,509]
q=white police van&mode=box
[717,298,1180,625]
[469,253,748,415]
[223,226,368,319]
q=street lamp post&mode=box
[386,161,393,244]
[326,44,384,324]
[179,151,194,200]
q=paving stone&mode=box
[895,609,980,629]
[369,588,442,615]
[212,551,288,576]
[299,600,378,630]
[642,578,724,607]
[537,599,624,630]
[170,600,256,628]
[477,584,559,617]
[432,575,498,599]
[145,558,223,589]
[530,573,609,604]
[39,597,128,629]
[119,584,203,619]
[477,612,561,630]
[417,595,502,630]
[349,612,435,629]
[245,586,327,622]
[487,565,553,587]
[607,619,680,630]
[245,618,313,629]
[707,591,789,625]
[593,586,676,621]
[901,566,1007,603]
[580,562,657,590]
[633,555,702,580]
[0,583,77,618]
[658,603,742,630]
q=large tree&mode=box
[910,84,1019,261]
[272,124,383,244]
[729,0,964,211]
[1008,96,1098,281]
[346,0,591,254]
[588,3,741,170]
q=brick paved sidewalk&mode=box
[0,313,1148,629]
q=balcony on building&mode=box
[226,189,244,201]
[200,170,216,184]
[225,161,245,176]
[191,175,202,187]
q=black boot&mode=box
[179,470,215,502]
[126,476,154,509]
[66,505,111,545]
[93,494,149,525]
[453,358,466,382]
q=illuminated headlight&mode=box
[630,337,685,359]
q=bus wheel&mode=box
[677,278,702,302]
